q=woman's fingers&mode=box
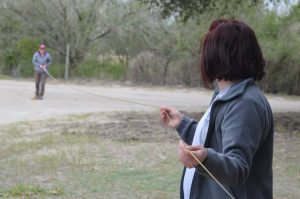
[160,107,173,125]
[187,145,203,151]
[178,141,207,168]
[160,109,169,124]
[179,141,190,156]
[179,141,195,168]
[160,106,182,128]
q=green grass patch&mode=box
[0,184,63,197]
[66,113,93,121]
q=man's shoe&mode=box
[38,96,43,100]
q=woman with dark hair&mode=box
[160,19,274,199]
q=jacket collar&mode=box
[213,78,255,102]
[38,51,48,57]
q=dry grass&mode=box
[0,111,299,198]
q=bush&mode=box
[181,57,201,87]
[17,37,40,77]
[48,64,65,79]
[19,63,33,77]
[17,37,40,62]
[75,59,126,80]
[253,11,300,95]
[128,52,165,84]
[0,37,42,77]
[1,49,19,76]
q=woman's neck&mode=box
[39,51,45,56]
[217,79,234,91]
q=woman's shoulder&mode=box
[243,84,268,101]
[237,84,272,113]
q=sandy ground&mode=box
[0,79,300,125]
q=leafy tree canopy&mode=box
[139,0,262,21]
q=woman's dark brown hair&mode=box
[200,19,265,86]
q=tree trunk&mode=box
[65,43,70,80]
[162,58,171,85]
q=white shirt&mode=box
[183,87,229,199]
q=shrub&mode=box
[48,64,65,79]
[75,59,126,80]
[1,49,19,76]
[128,52,164,84]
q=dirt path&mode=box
[1,79,300,125]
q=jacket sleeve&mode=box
[32,53,39,68]
[195,98,266,185]
[176,115,198,145]
[46,53,52,68]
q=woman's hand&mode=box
[160,106,183,128]
[178,140,207,168]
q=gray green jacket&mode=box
[32,51,52,73]
[176,78,274,199]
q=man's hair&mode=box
[200,19,265,86]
